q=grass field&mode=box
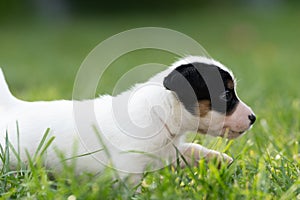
[1,5,300,199]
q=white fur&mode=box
[0,56,254,177]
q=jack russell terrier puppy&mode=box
[0,56,255,177]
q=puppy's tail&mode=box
[0,68,17,106]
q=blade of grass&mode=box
[33,128,50,161]
[62,148,104,161]
[5,130,10,173]
[16,121,21,170]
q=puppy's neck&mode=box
[158,91,199,136]
[126,83,199,138]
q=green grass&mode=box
[1,5,300,199]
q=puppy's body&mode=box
[0,56,255,176]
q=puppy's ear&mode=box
[163,65,195,96]
[163,68,187,91]
[163,64,202,113]
[163,63,206,97]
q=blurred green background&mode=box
[0,0,300,105]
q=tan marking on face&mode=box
[198,100,211,117]
[227,80,234,90]
[197,110,225,135]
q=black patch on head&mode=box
[163,62,239,115]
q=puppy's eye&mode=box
[220,91,233,102]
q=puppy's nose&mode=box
[248,114,256,125]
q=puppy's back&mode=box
[0,68,18,108]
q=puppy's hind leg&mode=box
[177,143,233,168]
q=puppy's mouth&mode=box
[198,127,245,139]
[220,127,245,139]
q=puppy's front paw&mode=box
[219,153,233,166]
[203,150,233,167]
[178,143,233,168]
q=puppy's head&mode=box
[163,56,255,139]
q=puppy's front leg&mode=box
[177,143,233,167]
